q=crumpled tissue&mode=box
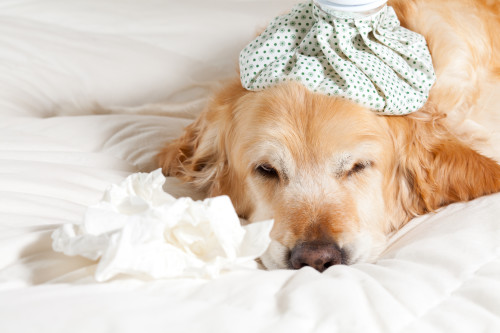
[52,169,273,281]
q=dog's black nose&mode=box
[289,242,344,272]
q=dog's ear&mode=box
[158,79,249,197]
[386,107,500,216]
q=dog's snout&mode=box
[289,242,344,272]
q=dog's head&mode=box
[159,80,500,271]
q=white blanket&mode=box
[1,0,500,332]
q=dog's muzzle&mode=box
[289,242,346,272]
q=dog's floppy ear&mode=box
[387,107,500,216]
[158,79,249,197]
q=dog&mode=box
[158,0,500,271]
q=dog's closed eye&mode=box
[255,163,280,179]
[346,161,372,177]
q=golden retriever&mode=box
[158,0,500,271]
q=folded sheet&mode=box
[52,169,273,281]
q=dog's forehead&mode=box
[236,86,387,170]
[242,84,388,162]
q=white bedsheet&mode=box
[1,0,500,332]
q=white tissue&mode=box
[52,169,273,281]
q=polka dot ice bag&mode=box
[239,0,436,115]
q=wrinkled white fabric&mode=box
[52,170,273,281]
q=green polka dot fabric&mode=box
[239,1,436,115]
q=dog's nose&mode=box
[289,242,344,272]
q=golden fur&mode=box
[158,0,500,269]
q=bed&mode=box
[1,0,500,332]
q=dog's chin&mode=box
[342,231,388,266]
[259,233,387,270]
[259,240,290,270]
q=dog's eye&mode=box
[347,162,370,177]
[256,163,279,179]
